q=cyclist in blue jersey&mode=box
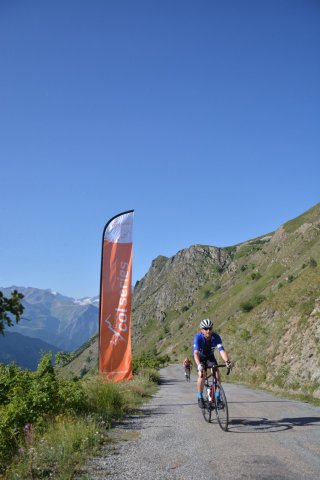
[193,318,232,408]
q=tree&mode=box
[55,351,75,367]
[0,289,24,334]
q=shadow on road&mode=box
[229,400,292,404]
[228,416,320,433]
[280,416,320,426]
[159,377,183,385]
[159,371,198,384]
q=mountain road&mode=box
[75,364,320,479]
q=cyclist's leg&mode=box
[197,362,206,391]
[196,359,208,407]
[208,354,221,382]
[214,366,221,383]
[212,367,221,384]
[207,356,218,378]
[207,356,222,402]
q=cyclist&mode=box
[193,318,232,408]
[183,357,192,379]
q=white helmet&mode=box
[199,318,213,329]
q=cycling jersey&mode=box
[192,332,224,359]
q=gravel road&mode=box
[75,364,320,480]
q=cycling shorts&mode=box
[200,354,217,369]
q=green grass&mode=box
[3,367,160,479]
[234,246,261,260]
[229,377,320,407]
[6,415,104,480]
[283,203,320,233]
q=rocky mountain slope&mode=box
[65,203,320,400]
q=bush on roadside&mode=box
[82,376,125,425]
[1,352,161,478]
[0,354,85,471]
[5,414,105,480]
[132,352,169,373]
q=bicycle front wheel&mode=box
[214,384,229,431]
[202,389,212,423]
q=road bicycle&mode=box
[202,364,231,431]
[184,366,191,382]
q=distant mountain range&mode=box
[0,331,60,370]
[0,287,99,352]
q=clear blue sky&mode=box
[1,0,319,299]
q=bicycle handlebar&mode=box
[201,363,232,377]
[214,364,232,375]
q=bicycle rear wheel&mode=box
[202,388,212,423]
[214,384,229,431]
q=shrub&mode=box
[132,353,169,374]
[240,301,254,312]
[240,329,251,341]
[138,368,160,384]
[251,272,262,280]
[310,257,317,268]
[0,354,86,470]
[6,415,104,479]
[240,295,266,313]
[1,356,163,477]
[83,378,124,424]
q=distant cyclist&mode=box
[193,319,232,408]
[183,357,192,380]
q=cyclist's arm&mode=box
[219,348,231,365]
[193,350,202,369]
[215,334,231,366]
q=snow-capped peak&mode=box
[73,296,99,306]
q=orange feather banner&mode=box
[98,210,134,381]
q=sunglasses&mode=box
[202,327,212,331]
